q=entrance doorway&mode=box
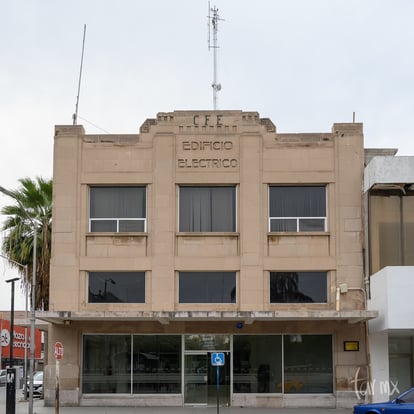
[183,335,230,406]
[184,352,230,405]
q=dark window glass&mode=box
[179,186,236,232]
[269,186,326,232]
[82,335,131,393]
[88,272,145,303]
[179,272,236,303]
[283,335,333,393]
[82,335,181,395]
[133,335,181,394]
[270,272,327,303]
[233,335,282,394]
[90,186,146,232]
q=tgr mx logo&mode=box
[1,328,10,347]
[352,366,400,400]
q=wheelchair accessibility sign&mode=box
[211,352,225,366]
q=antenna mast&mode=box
[208,3,223,110]
[73,24,87,125]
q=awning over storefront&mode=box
[37,309,378,325]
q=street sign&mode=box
[54,342,64,360]
[211,352,225,366]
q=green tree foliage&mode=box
[1,177,52,310]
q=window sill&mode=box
[86,232,148,237]
[267,232,330,237]
[177,232,239,237]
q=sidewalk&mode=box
[13,403,353,414]
[0,388,352,414]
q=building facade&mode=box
[40,111,376,408]
[365,154,414,402]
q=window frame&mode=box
[268,185,327,233]
[89,185,147,233]
[178,185,237,233]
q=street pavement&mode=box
[0,386,353,414]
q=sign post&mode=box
[54,342,64,414]
[211,352,225,414]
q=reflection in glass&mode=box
[283,335,333,393]
[233,335,282,394]
[184,353,230,405]
[133,335,181,394]
[185,335,230,351]
[82,335,131,393]
[82,335,182,395]
[88,272,145,303]
[270,272,327,303]
[179,272,236,303]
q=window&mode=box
[270,272,327,303]
[283,335,333,393]
[269,186,326,232]
[369,192,414,273]
[89,186,146,232]
[233,334,333,394]
[233,335,282,393]
[82,335,181,394]
[179,186,236,232]
[88,272,145,303]
[133,335,181,394]
[179,272,236,303]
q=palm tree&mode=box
[0,177,52,310]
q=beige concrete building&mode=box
[39,110,377,408]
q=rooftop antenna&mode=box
[73,24,87,125]
[208,3,224,110]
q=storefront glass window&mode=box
[133,335,181,394]
[82,335,181,394]
[283,334,333,393]
[82,335,131,394]
[233,335,283,393]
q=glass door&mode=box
[184,352,230,406]
[207,352,230,406]
[184,354,208,404]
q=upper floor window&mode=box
[89,186,146,232]
[179,271,236,303]
[270,271,327,303]
[179,186,236,232]
[88,271,145,303]
[269,186,326,232]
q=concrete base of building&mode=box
[44,392,359,409]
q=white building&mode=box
[365,154,414,402]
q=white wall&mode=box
[364,156,414,192]
[369,332,390,402]
[369,266,414,332]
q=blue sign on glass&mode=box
[211,352,225,366]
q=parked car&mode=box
[353,387,414,413]
[0,369,6,386]
[24,371,43,398]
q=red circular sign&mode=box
[54,341,64,360]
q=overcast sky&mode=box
[1,0,414,310]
